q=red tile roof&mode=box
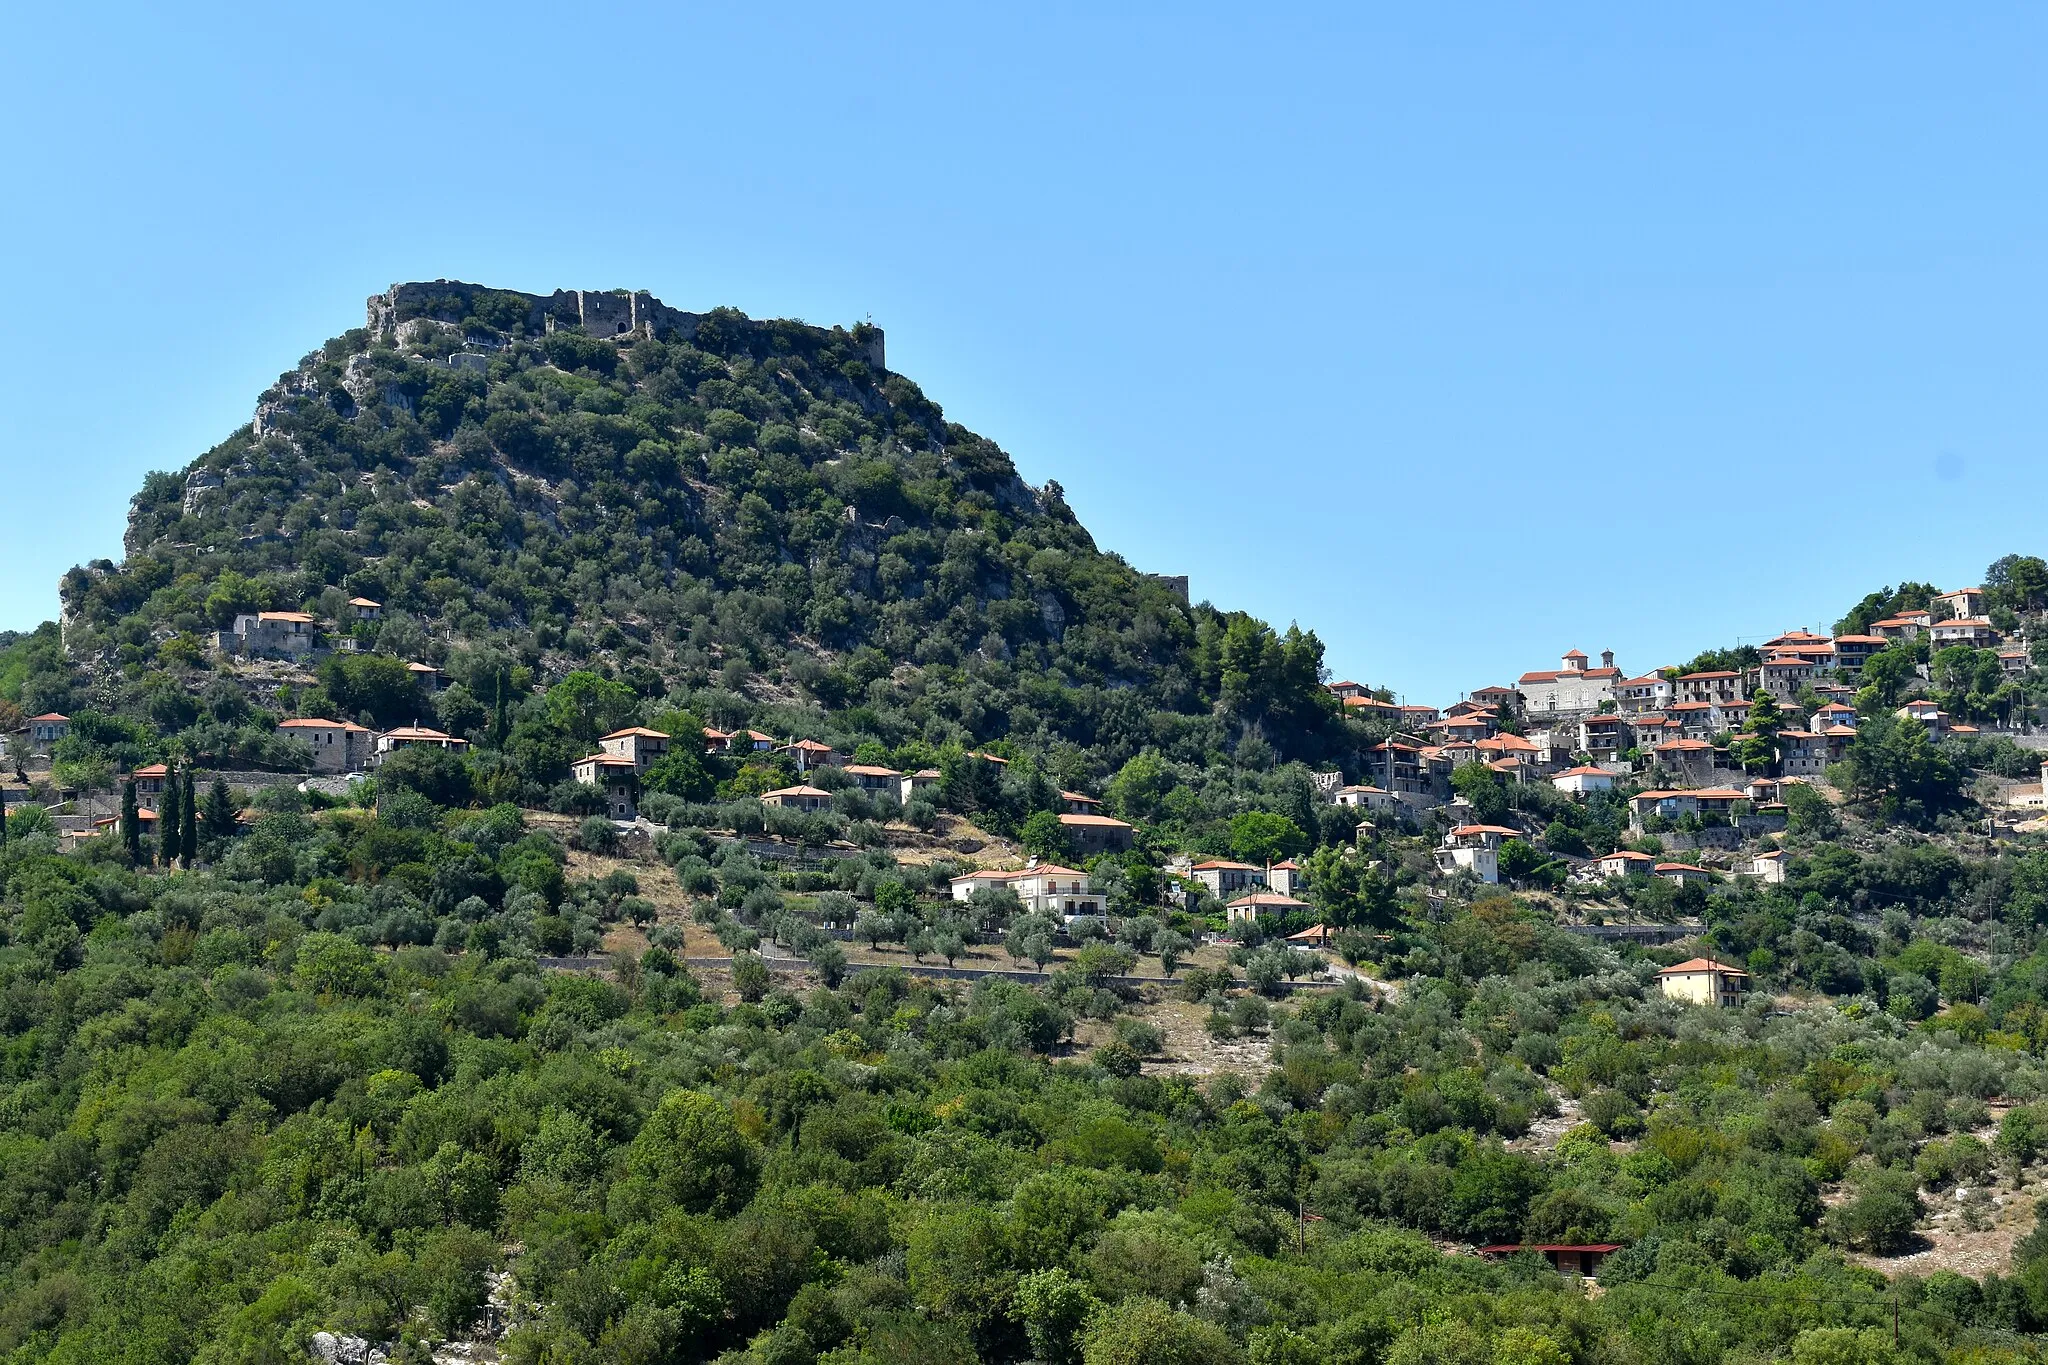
[1657,957,1746,976]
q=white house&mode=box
[950,865,1105,918]
[1930,618,2002,650]
[1735,850,1789,884]
[1551,764,1617,796]
[1332,783,1397,813]
[1225,892,1311,927]
[1435,824,1517,884]
[1614,674,1673,714]
[899,769,941,804]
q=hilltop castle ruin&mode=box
[367,280,885,372]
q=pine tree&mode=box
[204,777,236,841]
[121,781,142,864]
[158,762,181,868]
[179,768,198,866]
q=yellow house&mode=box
[1656,957,1748,1008]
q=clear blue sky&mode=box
[5,5,2044,704]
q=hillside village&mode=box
[17,287,2048,1364]
[10,566,2047,1017]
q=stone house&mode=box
[842,764,903,795]
[1059,812,1134,856]
[278,717,377,773]
[229,611,317,659]
[26,712,69,751]
[571,753,640,819]
[1226,892,1312,928]
[1517,650,1622,717]
[1672,671,1743,705]
[1189,860,1267,899]
[599,726,670,771]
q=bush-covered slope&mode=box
[52,284,1357,781]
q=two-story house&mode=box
[598,727,670,771]
[1435,824,1518,883]
[278,717,377,773]
[1629,788,1745,831]
[842,763,903,795]
[1517,650,1622,716]
[570,752,642,819]
[1060,812,1134,856]
[1188,860,1267,899]
[1831,635,1887,673]
[228,611,318,659]
[1614,674,1673,714]
[1672,670,1743,705]
[1930,618,2002,650]
[26,712,69,751]
[1934,587,1987,620]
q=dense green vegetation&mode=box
[18,816,2048,1365]
[14,292,2048,1362]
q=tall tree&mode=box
[203,777,237,841]
[158,762,181,868]
[121,780,142,864]
[179,768,198,866]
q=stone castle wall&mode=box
[367,281,885,372]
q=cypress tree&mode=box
[122,781,142,864]
[158,762,181,868]
[2,792,10,851]
[492,668,510,748]
[204,777,236,841]
[179,768,198,866]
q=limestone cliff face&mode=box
[365,281,886,373]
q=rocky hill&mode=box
[49,282,1360,783]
